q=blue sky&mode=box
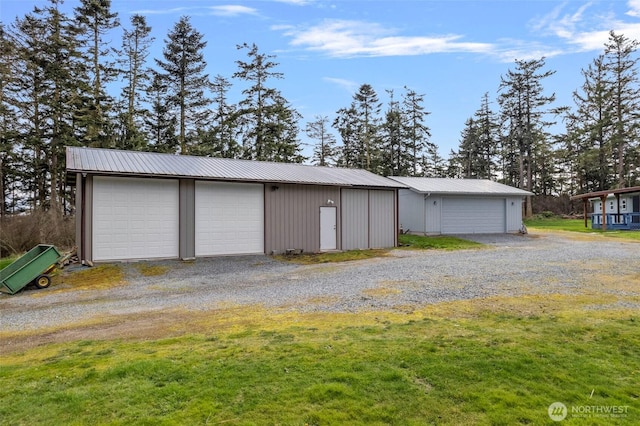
[3,0,640,160]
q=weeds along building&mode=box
[66,147,404,263]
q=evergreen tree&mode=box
[566,55,614,192]
[0,24,20,216]
[353,84,382,172]
[74,0,119,148]
[333,104,360,168]
[603,31,640,187]
[144,72,178,153]
[381,89,404,175]
[401,87,432,176]
[156,16,211,155]
[233,43,303,162]
[498,57,556,217]
[196,74,241,158]
[306,115,336,166]
[473,92,500,179]
[117,14,153,151]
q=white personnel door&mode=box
[320,206,337,251]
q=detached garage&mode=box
[388,177,532,235]
[67,147,403,263]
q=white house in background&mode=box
[570,186,640,230]
[387,177,532,235]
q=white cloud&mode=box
[627,0,640,17]
[280,19,493,58]
[130,7,193,15]
[208,5,258,16]
[323,77,359,93]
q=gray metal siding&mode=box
[506,197,524,232]
[341,189,369,250]
[179,179,195,259]
[398,189,424,234]
[369,190,396,248]
[265,184,341,254]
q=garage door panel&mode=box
[93,177,179,261]
[441,198,505,234]
[196,182,264,256]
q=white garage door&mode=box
[195,182,264,256]
[441,197,506,234]
[93,177,179,261]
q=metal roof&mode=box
[66,147,405,189]
[388,176,532,196]
[570,185,640,201]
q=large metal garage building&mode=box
[66,147,403,263]
[389,177,531,234]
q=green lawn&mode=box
[398,233,484,250]
[1,298,638,425]
[525,217,640,240]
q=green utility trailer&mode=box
[0,245,62,295]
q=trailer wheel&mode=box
[34,275,51,289]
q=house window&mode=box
[610,201,615,211]
[621,199,627,211]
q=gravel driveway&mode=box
[1,232,639,333]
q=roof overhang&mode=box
[570,186,640,201]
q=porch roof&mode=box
[570,186,640,201]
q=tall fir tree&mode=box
[233,43,303,162]
[117,14,153,151]
[401,87,432,176]
[603,31,640,188]
[306,115,336,166]
[498,57,556,217]
[156,16,211,155]
[74,0,119,148]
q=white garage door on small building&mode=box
[195,181,264,256]
[441,197,505,234]
[93,176,179,261]
[389,177,532,235]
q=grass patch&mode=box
[59,264,126,291]
[399,233,484,250]
[0,299,638,425]
[0,256,18,271]
[274,249,390,264]
[526,217,640,241]
[135,263,170,277]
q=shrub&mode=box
[0,211,75,257]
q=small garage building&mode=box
[388,177,531,235]
[67,147,404,263]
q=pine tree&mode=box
[117,14,153,151]
[196,74,241,158]
[333,104,360,168]
[603,31,640,187]
[566,55,614,192]
[306,115,336,166]
[0,24,19,216]
[144,72,178,153]
[156,16,211,155]
[381,89,404,175]
[233,43,303,162]
[401,87,432,176]
[353,84,382,172]
[74,0,119,148]
[498,57,556,217]
[473,92,500,179]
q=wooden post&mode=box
[615,193,621,225]
[601,195,607,231]
[583,199,588,228]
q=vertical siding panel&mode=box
[398,189,423,233]
[265,184,340,254]
[341,189,369,250]
[369,190,395,248]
